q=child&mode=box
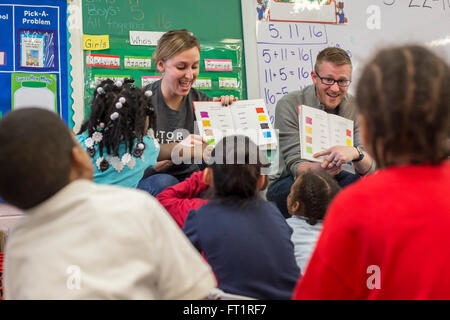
[294,45,450,299]
[286,170,340,273]
[0,108,216,299]
[76,78,160,188]
[156,170,209,228]
[182,135,300,299]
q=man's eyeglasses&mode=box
[315,72,351,87]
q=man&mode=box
[267,47,375,218]
[0,108,216,299]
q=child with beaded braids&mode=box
[286,170,340,273]
[77,78,162,188]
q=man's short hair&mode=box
[314,47,352,73]
[0,108,75,209]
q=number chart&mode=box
[257,22,349,124]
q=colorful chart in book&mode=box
[193,99,277,150]
[298,104,353,162]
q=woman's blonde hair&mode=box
[153,29,200,64]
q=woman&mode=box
[138,29,237,196]
[293,45,450,299]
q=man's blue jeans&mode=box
[266,171,360,219]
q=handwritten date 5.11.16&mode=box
[384,0,450,10]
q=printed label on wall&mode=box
[124,56,152,69]
[204,59,233,71]
[83,34,110,50]
[86,53,120,68]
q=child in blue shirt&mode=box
[182,135,300,299]
[286,170,340,273]
[76,78,161,188]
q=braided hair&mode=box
[288,170,341,225]
[78,78,156,169]
[356,45,449,168]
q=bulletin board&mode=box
[69,0,247,132]
[0,0,69,123]
[242,0,450,125]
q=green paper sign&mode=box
[11,73,58,113]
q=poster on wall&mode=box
[0,0,68,123]
[11,73,57,112]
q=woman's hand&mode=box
[153,160,173,172]
[212,95,239,106]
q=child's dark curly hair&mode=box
[288,170,341,225]
[77,78,156,159]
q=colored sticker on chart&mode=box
[256,107,264,114]
[305,126,312,134]
[202,120,211,127]
[306,146,313,154]
[346,139,352,146]
[260,123,269,129]
[306,116,312,125]
[346,129,352,137]
[258,115,267,121]
[207,139,215,145]
[200,112,209,118]
[86,53,120,68]
[306,136,312,144]
[204,129,213,136]
[263,131,272,138]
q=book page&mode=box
[298,105,330,162]
[327,113,354,149]
[193,101,235,146]
[229,99,277,150]
[328,113,355,174]
[194,99,277,149]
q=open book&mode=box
[298,104,354,163]
[193,99,277,150]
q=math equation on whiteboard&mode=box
[256,22,351,125]
[383,0,450,10]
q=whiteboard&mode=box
[241,0,450,124]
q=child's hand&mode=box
[212,95,239,106]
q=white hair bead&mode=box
[115,102,123,109]
[119,97,126,104]
[115,80,123,88]
[110,112,119,120]
[145,90,153,97]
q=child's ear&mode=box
[203,168,212,186]
[257,175,268,191]
[70,143,94,181]
[291,201,300,213]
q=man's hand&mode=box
[296,161,342,177]
[313,145,359,170]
